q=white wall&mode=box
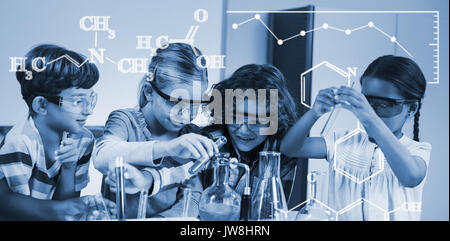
[0,0,224,126]
[225,0,449,220]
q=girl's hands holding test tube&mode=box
[154,133,219,161]
[311,87,338,118]
[334,86,379,125]
[105,162,154,195]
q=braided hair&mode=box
[360,55,426,141]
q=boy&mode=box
[0,44,100,220]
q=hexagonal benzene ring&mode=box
[300,61,351,109]
[333,125,385,184]
[287,198,338,221]
[337,198,388,221]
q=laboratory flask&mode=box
[198,153,241,221]
[251,151,288,221]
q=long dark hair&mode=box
[360,55,426,141]
[212,64,298,140]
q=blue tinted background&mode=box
[0,0,448,221]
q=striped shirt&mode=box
[0,116,93,199]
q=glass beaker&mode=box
[251,151,288,221]
[295,171,335,221]
[198,153,241,221]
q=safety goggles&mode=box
[37,92,98,114]
[148,66,211,106]
[364,94,416,118]
[148,80,211,108]
[148,67,211,122]
[227,110,270,133]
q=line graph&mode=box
[228,10,440,84]
[232,14,413,58]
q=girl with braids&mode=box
[281,55,431,221]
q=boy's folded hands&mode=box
[54,137,79,169]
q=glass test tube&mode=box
[137,189,148,220]
[188,136,227,175]
[320,81,355,137]
[114,156,126,220]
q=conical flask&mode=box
[295,171,335,221]
[198,153,241,221]
[251,151,288,221]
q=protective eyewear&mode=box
[37,91,98,114]
[364,94,416,118]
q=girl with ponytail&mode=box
[281,55,431,221]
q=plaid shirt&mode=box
[0,116,92,200]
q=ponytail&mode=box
[413,102,422,141]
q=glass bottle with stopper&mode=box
[198,152,241,221]
[295,171,335,221]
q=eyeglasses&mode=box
[229,122,268,134]
[147,66,211,121]
[364,94,416,118]
[148,67,211,106]
[148,80,211,108]
[227,110,270,133]
[37,92,98,114]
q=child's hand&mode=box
[105,162,154,195]
[53,197,88,221]
[311,87,337,117]
[81,195,117,220]
[55,137,79,169]
[335,86,378,124]
[157,133,219,161]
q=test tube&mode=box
[137,189,148,220]
[114,156,126,221]
[188,136,227,175]
[320,81,355,137]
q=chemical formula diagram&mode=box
[9,9,226,79]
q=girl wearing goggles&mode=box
[281,55,431,221]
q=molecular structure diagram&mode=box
[275,58,422,220]
[279,165,422,221]
[10,9,226,79]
